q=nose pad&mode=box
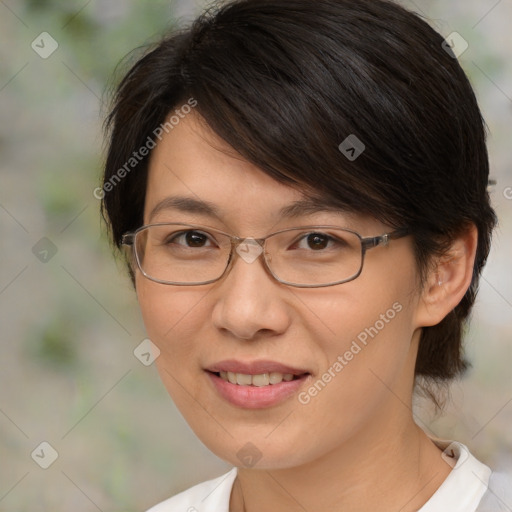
[235,238,264,264]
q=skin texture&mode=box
[135,113,478,512]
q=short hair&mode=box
[102,0,497,404]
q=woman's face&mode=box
[136,113,425,469]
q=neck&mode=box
[231,406,450,512]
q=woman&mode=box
[101,0,508,510]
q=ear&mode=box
[414,224,478,328]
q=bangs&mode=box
[176,1,429,228]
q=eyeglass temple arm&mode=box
[121,233,135,246]
[361,227,409,250]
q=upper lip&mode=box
[206,359,310,376]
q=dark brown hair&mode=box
[101,0,497,403]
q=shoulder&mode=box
[145,468,237,512]
[477,467,512,511]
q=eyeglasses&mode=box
[121,223,409,288]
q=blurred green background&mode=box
[0,0,511,510]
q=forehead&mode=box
[146,113,301,212]
[144,112,370,233]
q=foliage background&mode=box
[1,0,511,510]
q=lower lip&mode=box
[206,371,310,409]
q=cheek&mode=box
[295,263,417,395]
[275,292,416,465]
[303,286,413,387]
[136,278,243,460]
[136,277,210,383]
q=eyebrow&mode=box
[278,198,348,218]
[149,196,222,221]
[148,195,348,222]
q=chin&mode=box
[190,425,317,471]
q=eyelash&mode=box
[166,231,214,247]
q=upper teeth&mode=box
[219,371,295,386]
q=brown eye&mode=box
[185,231,208,247]
[306,233,329,250]
[167,230,213,248]
[288,231,348,253]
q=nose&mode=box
[211,243,292,340]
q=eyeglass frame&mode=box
[121,223,409,288]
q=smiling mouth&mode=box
[209,371,307,387]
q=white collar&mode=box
[418,439,491,512]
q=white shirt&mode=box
[147,440,506,512]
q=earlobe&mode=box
[414,225,478,328]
